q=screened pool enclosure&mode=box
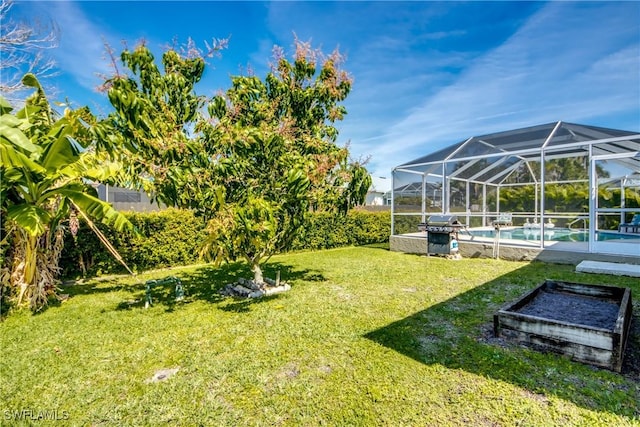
[392,122,640,256]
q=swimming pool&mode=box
[464,227,639,242]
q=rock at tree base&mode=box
[220,279,291,298]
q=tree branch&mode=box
[0,0,59,103]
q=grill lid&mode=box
[427,215,459,226]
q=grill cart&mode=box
[425,215,465,255]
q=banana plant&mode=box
[1,74,134,311]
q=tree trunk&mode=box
[16,234,38,306]
[251,261,264,284]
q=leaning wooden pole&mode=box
[72,203,135,276]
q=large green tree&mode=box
[0,74,133,311]
[97,41,226,217]
[200,42,370,283]
[98,41,370,284]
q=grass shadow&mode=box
[106,260,328,313]
[61,277,126,298]
[364,262,640,420]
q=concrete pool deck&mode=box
[390,232,640,265]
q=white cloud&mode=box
[37,1,634,184]
[42,2,116,92]
[361,2,640,178]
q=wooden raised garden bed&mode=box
[494,280,633,372]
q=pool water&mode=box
[464,227,639,242]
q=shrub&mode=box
[60,208,207,277]
[61,209,390,278]
[292,210,390,251]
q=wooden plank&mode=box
[612,288,633,372]
[549,280,625,300]
[499,328,615,370]
[615,287,632,334]
[496,314,614,349]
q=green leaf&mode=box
[0,141,46,175]
[41,122,80,172]
[0,115,41,154]
[61,154,121,182]
[21,73,41,89]
[6,204,51,236]
[53,187,137,234]
[0,96,13,115]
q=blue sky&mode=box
[11,1,640,190]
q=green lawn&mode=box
[1,246,639,426]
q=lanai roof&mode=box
[394,122,640,183]
[399,121,640,172]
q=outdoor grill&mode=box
[425,215,465,255]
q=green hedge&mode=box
[292,210,391,251]
[60,209,391,278]
[60,208,208,278]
